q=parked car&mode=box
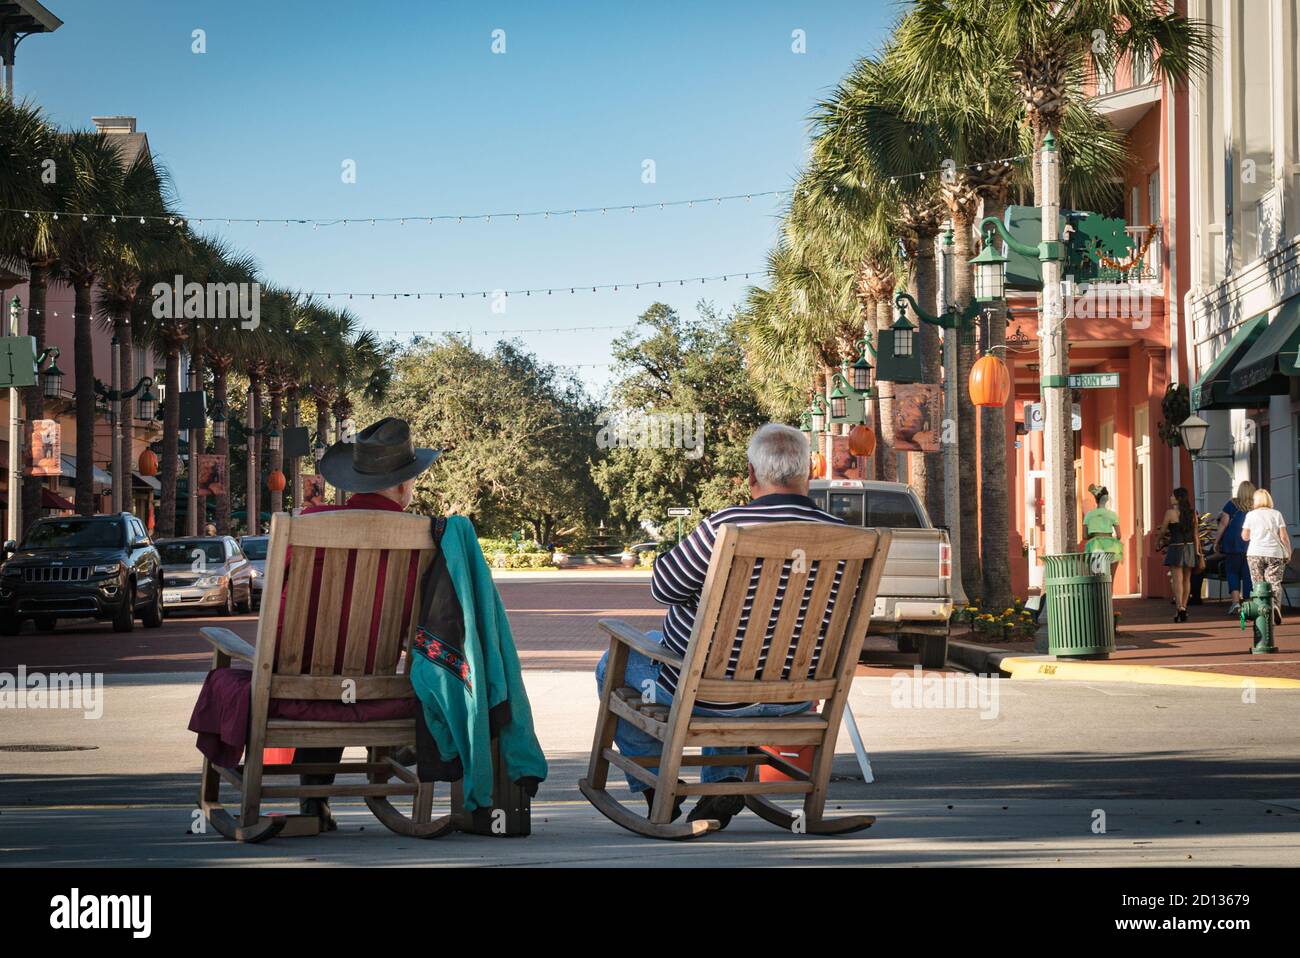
[0,513,164,634]
[239,535,268,609]
[808,479,953,668]
[157,536,255,617]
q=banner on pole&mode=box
[301,473,327,508]
[194,454,226,498]
[828,435,867,479]
[28,419,60,477]
[893,383,942,453]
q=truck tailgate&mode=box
[870,528,952,627]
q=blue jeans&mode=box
[594,634,811,794]
[1223,553,1252,596]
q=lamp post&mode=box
[1177,413,1236,483]
[240,396,280,535]
[93,339,154,515]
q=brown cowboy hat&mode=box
[318,417,440,493]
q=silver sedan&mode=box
[157,536,255,617]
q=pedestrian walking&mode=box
[1241,488,1291,625]
[1213,480,1255,615]
[1158,487,1202,622]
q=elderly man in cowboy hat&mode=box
[292,417,440,827]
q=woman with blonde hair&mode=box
[1240,488,1292,624]
[1213,480,1256,615]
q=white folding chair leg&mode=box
[841,702,874,784]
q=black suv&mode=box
[0,513,164,634]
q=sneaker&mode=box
[1227,602,1241,617]
[687,778,746,830]
[300,798,338,832]
[642,786,685,823]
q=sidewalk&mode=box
[952,596,1300,688]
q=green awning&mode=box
[1229,297,1300,396]
[1191,313,1272,410]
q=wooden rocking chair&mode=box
[196,509,452,842]
[580,521,892,840]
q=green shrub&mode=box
[483,550,557,570]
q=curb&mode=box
[949,639,1300,690]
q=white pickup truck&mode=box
[808,479,953,667]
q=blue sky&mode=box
[17,0,896,395]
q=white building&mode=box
[1186,0,1300,529]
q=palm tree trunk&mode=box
[269,387,283,514]
[158,347,181,538]
[21,264,50,533]
[192,349,206,533]
[248,373,262,534]
[72,282,97,516]
[213,360,230,534]
[951,212,980,600]
[910,238,944,527]
[874,299,898,482]
[116,311,134,517]
[286,388,299,512]
[979,199,1013,610]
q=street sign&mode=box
[667,507,691,517]
[0,336,38,388]
[1025,402,1082,431]
[1068,372,1120,389]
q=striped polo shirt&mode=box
[650,493,845,710]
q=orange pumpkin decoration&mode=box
[969,353,1011,408]
[848,424,877,457]
[267,469,287,492]
[138,448,159,477]
[809,452,826,479]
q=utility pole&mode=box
[939,228,967,607]
[109,337,121,513]
[246,384,257,535]
[187,357,199,535]
[1038,133,1072,558]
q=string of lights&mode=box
[304,270,762,300]
[0,154,1033,225]
[0,189,790,229]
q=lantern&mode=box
[969,353,1011,407]
[809,451,826,479]
[829,382,848,420]
[138,448,159,477]
[268,424,281,453]
[137,384,157,421]
[210,408,227,440]
[890,312,915,358]
[798,411,813,435]
[809,398,826,434]
[851,352,873,393]
[42,359,64,400]
[970,231,1009,303]
[848,423,876,457]
[267,469,287,492]
[1177,414,1210,454]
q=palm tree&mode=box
[96,154,175,513]
[0,97,60,532]
[51,131,128,514]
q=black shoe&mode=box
[687,778,746,830]
[300,798,338,832]
[642,786,685,823]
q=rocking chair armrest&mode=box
[597,619,684,668]
[199,627,257,663]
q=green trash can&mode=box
[1042,552,1116,659]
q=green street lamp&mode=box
[808,394,828,433]
[890,310,916,359]
[970,227,1010,303]
[210,404,227,440]
[137,383,157,422]
[798,410,813,435]
[851,338,874,394]
[39,348,63,400]
[828,372,853,421]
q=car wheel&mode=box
[112,587,136,633]
[142,583,164,629]
[220,586,234,617]
[34,615,57,633]
[919,633,948,670]
[236,581,253,614]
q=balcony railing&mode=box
[1094,226,1162,284]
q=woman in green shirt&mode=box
[1083,484,1123,573]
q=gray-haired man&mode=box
[594,423,845,829]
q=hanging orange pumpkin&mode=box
[848,423,877,457]
[138,448,159,477]
[969,353,1011,408]
[267,469,287,492]
[809,452,826,479]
